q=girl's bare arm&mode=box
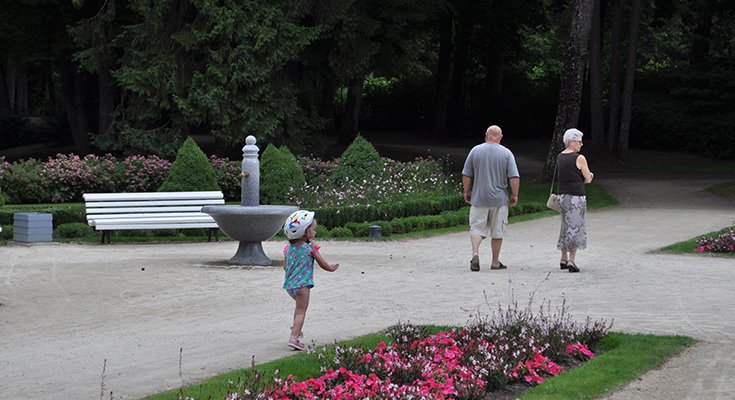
[314,249,339,272]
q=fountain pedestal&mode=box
[202,136,297,266]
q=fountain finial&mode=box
[241,135,260,207]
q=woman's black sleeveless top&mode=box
[557,152,585,196]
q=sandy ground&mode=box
[1,169,734,399]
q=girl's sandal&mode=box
[567,261,580,273]
[560,259,568,270]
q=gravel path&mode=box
[1,173,733,400]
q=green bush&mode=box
[54,223,94,238]
[315,224,330,238]
[313,195,464,230]
[329,227,354,238]
[158,137,221,192]
[260,144,306,205]
[331,135,387,186]
[0,225,12,239]
[0,204,86,228]
[2,159,49,203]
[345,222,371,237]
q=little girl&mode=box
[282,210,339,350]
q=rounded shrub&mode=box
[331,135,387,186]
[345,221,370,237]
[54,223,94,239]
[260,144,305,205]
[315,224,330,238]
[2,159,49,203]
[329,227,354,238]
[158,137,221,192]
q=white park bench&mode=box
[83,191,225,244]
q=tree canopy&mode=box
[0,0,733,162]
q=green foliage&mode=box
[260,144,306,205]
[107,0,327,156]
[1,225,12,240]
[313,195,465,230]
[54,223,94,239]
[0,204,87,228]
[2,159,49,203]
[328,227,353,238]
[331,135,387,186]
[158,137,221,192]
[634,69,735,159]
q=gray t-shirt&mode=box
[462,142,520,207]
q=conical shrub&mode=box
[331,135,387,185]
[260,144,305,204]
[158,137,221,192]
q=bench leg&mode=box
[207,228,221,242]
[101,231,111,244]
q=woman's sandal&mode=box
[567,261,580,273]
[560,259,568,269]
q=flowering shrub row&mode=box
[696,227,735,253]
[0,153,458,211]
[0,154,250,203]
[226,303,611,399]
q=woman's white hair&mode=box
[563,128,584,147]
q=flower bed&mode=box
[224,302,611,399]
[695,227,735,253]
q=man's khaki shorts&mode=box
[469,205,508,239]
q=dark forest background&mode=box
[1,0,733,174]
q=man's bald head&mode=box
[485,125,503,143]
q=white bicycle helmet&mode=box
[283,210,315,239]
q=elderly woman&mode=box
[556,128,594,273]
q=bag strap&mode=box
[549,159,558,195]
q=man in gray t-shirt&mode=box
[462,125,520,271]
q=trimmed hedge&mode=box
[0,204,86,228]
[314,194,465,229]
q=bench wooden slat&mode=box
[85,199,224,208]
[87,210,213,221]
[83,191,224,201]
[86,206,212,214]
[91,223,219,230]
[91,215,214,224]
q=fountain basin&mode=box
[202,204,297,265]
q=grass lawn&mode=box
[142,329,693,400]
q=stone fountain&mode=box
[202,136,297,265]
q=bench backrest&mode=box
[83,191,225,229]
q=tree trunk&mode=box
[5,60,16,112]
[689,0,713,67]
[432,9,453,138]
[338,71,365,145]
[15,65,28,114]
[606,0,623,152]
[541,0,595,182]
[447,3,474,136]
[486,41,506,115]
[0,66,10,116]
[589,0,605,153]
[96,35,115,137]
[59,58,91,154]
[617,0,642,159]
